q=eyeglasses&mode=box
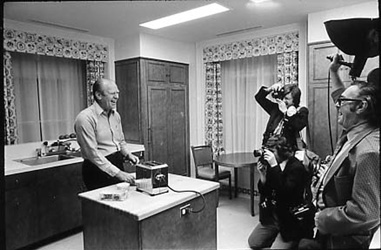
[336,97,364,107]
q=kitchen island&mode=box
[79,174,219,250]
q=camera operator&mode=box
[255,82,309,151]
[248,135,314,249]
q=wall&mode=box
[114,33,141,61]
[4,19,116,79]
[308,1,378,44]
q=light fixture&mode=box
[140,3,229,30]
[250,0,271,3]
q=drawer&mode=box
[5,171,37,190]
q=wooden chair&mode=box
[191,145,232,199]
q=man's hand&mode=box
[267,82,283,93]
[263,149,278,167]
[126,152,139,164]
[274,99,287,114]
[314,211,328,235]
[329,53,343,73]
[115,171,135,185]
[257,161,267,174]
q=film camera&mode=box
[271,88,285,99]
[253,147,267,164]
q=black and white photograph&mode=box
[3,1,379,249]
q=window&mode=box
[11,52,86,143]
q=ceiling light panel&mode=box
[140,3,229,30]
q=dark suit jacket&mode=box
[317,125,380,249]
[258,156,314,241]
[255,86,309,148]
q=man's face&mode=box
[282,92,294,108]
[336,85,363,130]
[98,80,119,112]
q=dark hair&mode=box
[265,135,294,161]
[283,84,301,107]
[367,68,379,87]
[351,80,380,127]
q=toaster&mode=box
[135,161,169,195]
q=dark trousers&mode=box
[82,151,124,191]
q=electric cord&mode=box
[327,70,335,155]
[157,175,206,213]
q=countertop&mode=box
[5,141,145,176]
[78,174,220,221]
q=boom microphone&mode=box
[326,56,353,68]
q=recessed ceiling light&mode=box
[140,3,229,30]
[250,0,271,3]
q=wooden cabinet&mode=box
[5,172,39,250]
[307,42,379,157]
[5,162,85,250]
[115,57,190,176]
[37,163,85,240]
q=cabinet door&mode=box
[116,59,142,144]
[169,85,188,175]
[168,63,189,175]
[37,163,84,239]
[147,84,170,164]
[5,187,38,250]
[309,42,352,83]
[308,83,341,157]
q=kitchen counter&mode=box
[5,141,145,176]
[79,174,219,220]
[79,174,219,250]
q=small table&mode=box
[214,152,258,216]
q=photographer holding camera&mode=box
[255,82,309,151]
[248,135,314,249]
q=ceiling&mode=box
[3,0,374,43]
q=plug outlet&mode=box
[180,204,191,217]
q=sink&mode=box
[14,154,78,166]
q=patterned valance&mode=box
[203,31,298,62]
[3,28,108,62]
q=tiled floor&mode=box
[35,194,259,250]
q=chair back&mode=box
[191,145,214,177]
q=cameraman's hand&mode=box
[257,161,267,174]
[329,53,342,73]
[268,82,283,93]
[263,149,278,168]
[274,99,287,114]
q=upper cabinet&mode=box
[115,57,190,176]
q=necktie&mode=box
[311,133,348,205]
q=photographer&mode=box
[255,83,309,150]
[248,135,314,249]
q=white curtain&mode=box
[221,55,277,153]
[12,52,86,143]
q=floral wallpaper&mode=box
[205,62,224,154]
[3,28,108,62]
[203,31,298,63]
